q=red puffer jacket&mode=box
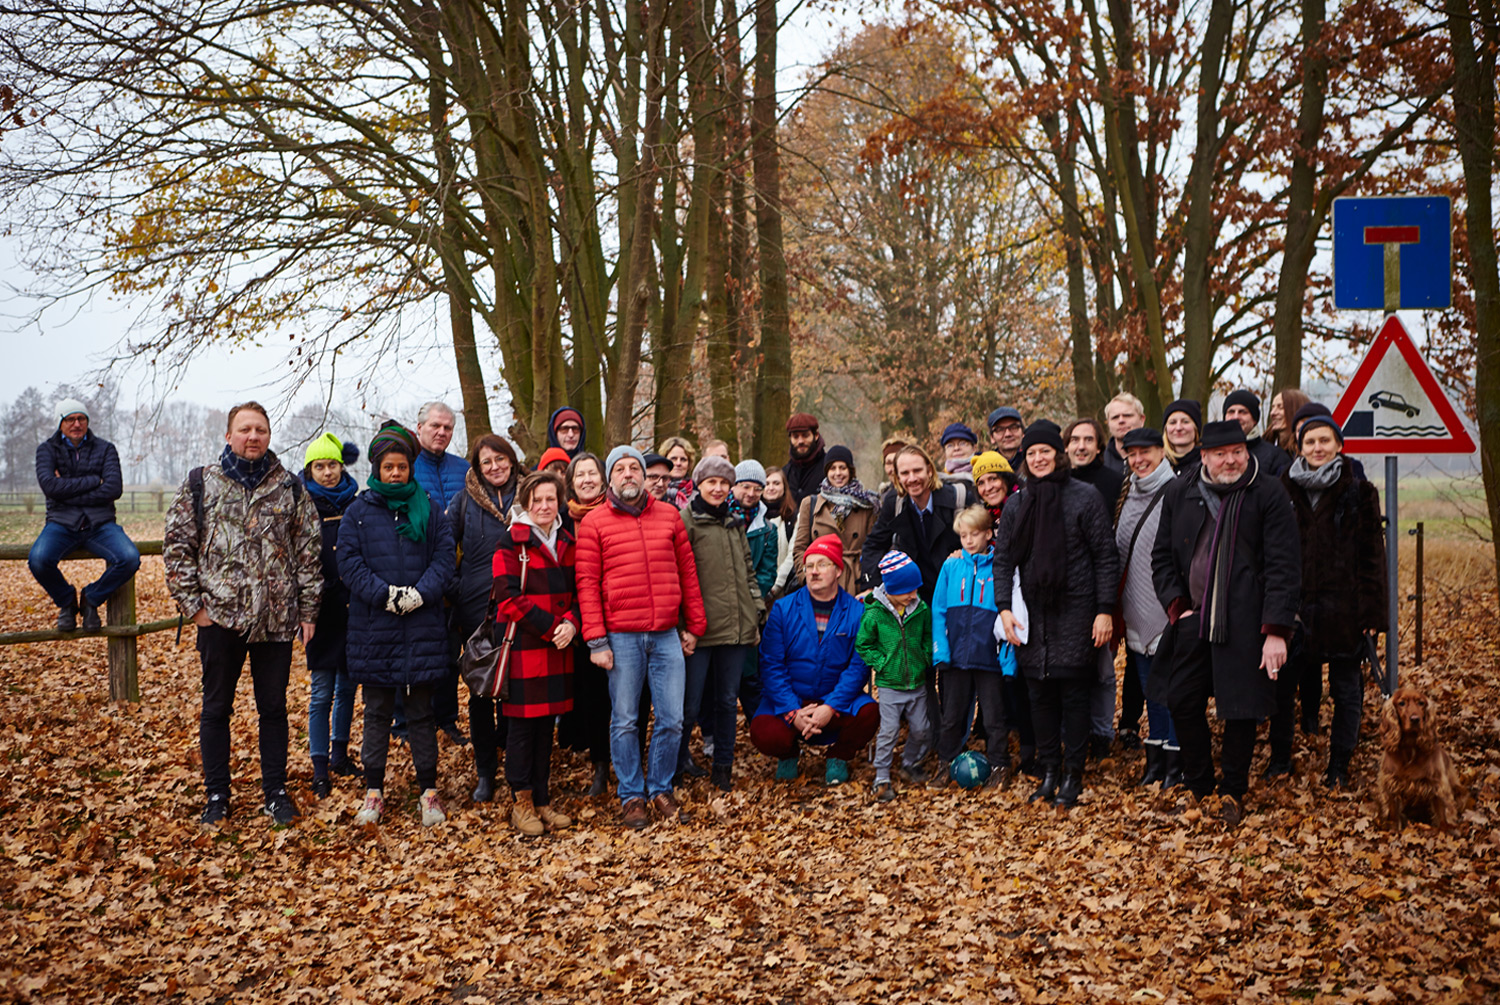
[576,493,707,641]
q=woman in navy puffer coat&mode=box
[338,421,456,827]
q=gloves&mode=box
[385,585,425,615]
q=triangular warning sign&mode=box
[1331,315,1475,454]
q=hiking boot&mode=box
[199,793,230,828]
[81,603,102,631]
[621,798,650,830]
[262,789,299,827]
[440,723,469,747]
[537,804,572,832]
[511,791,545,836]
[355,789,384,825]
[824,758,850,787]
[587,762,610,797]
[711,764,732,792]
[419,789,446,827]
[775,757,800,781]
[57,602,78,632]
[651,791,689,823]
[311,776,333,799]
[472,775,495,803]
[873,780,896,803]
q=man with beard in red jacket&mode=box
[575,444,708,829]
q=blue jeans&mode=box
[308,667,358,762]
[1129,650,1178,746]
[28,521,141,609]
[681,644,750,769]
[605,630,686,805]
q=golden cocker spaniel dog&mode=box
[1374,687,1467,831]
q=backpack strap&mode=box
[189,466,206,541]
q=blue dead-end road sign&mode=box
[1332,196,1451,310]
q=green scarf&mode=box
[365,475,430,543]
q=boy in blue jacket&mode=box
[930,505,1017,789]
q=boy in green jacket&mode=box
[858,550,933,802]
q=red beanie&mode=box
[538,447,572,470]
[786,412,819,434]
[804,534,843,568]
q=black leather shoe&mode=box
[472,775,495,803]
[587,762,610,798]
[81,604,102,631]
[1053,772,1083,808]
[711,764,732,792]
[681,757,709,779]
[57,603,78,632]
[1028,769,1060,804]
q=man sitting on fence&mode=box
[28,398,141,632]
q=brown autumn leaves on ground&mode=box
[1,543,1498,1004]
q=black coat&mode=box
[992,478,1118,680]
[35,431,123,531]
[1150,467,1301,719]
[1248,436,1290,478]
[782,442,828,507]
[859,481,975,603]
[1281,461,1385,656]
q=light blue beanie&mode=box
[605,444,646,479]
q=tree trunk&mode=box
[1444,0,1500,590]
[1269,0,1329,395]
[750,0,790,465]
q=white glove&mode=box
[386,585,404,614]
[396,586,424,615]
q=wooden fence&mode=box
[0,540,174,702]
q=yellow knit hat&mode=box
[302,432,346,469]
[970,451,1012,479]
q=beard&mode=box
[790,440,815,460]
[1208,465,1244,486]
[617,482,643,501]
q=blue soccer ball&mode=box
[950,750,992,789]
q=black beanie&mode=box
[1163,398,1202,430]
[1223,389,1261,424]
[1021,421,1065,456]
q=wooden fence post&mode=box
[107,578,139,702]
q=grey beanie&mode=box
[734,459,767,486]
[56,398,90,424]
[605,444,646,478]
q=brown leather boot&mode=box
[510,790,545,837]
[651,791,689,824]
[537,803,572,831]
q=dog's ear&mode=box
[1417,692,1438,750]
[1380,695,1401,749]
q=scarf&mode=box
[220,444,273,491]
[819,477,876,523]
[1287,455,1343,510]
[511,509,560,562]
[945,455,973,475]
[1197,458,1258,644]
[304,470,358,511]
[365,474,430,542]
[464,467,512,523]
[1010,467,1070,610]
[690,492,734,524]
[727,494,750,524]
[605,486,647,518]
[568,493,607,522]
[788,435,827,468]
[1130,456,1177,498]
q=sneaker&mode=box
[81,603,102,631]
[311,776,332,799]
[873,780,896,803]
[824,758,850,787]
[355,789,384,825]
[199,793,230,827]
[262,789,299,826]
[419,789,446,827]
[440,723,469,747]
[56,603,78,632]
[775,757,800,781]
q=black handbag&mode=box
[460,546,529,700]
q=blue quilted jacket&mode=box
[337,489,456,687]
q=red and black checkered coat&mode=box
[491,522,579,718]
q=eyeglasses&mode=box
[644,473,669,483]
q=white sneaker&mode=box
[419,788,446,827]
[354,789,384,825]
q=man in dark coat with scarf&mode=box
[781,412,828,507]
[1150,420,1301,826]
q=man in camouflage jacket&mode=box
[164,402,322,828]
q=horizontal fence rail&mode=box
[1,540,169,702]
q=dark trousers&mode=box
[1120,657,1146,735]
[469,694,509,779]
[936,667,1008,767]
[569,652,614,764]
[1003,675,1035,748]
[749,702,880,761]
[363,685,438,792]
[1271,652,1362,760]
[1219,719,1258,800]
[196,624,291,798]
[1166,621,1261,799]
[682,644,750,768]
[1026,676,1090,775]
[505,716,555,805]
